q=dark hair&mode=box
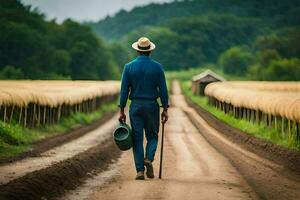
[137,51,151,56]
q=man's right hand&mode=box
[161,109,168,124]
[119,111,126,123]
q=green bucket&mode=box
[113,123,133,151]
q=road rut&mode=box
[0,114,119,185]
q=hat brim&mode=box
[131,42,156,52]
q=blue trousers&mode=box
[129,100,160,172]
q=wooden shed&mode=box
[191,70,225,96]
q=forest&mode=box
[1,0,300,80]
[0,0,120,80]
[89,0,300,81]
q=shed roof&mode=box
[192,69,226,82]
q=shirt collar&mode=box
[137,55,151,60]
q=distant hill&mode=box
[87,0,300,80]
[87,0,300,40]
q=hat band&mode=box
[138,44,151,50]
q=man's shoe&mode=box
[135,171,145,180]
[144,159,154,179]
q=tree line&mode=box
[219,27,300,80]
[1,0,299,81]
[0,0,120,80]
[88,0,300,41]
[89,0,300,81]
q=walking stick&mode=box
[159,121,165,179]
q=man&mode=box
[118,37,169,180]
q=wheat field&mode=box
[0,81,120,127]
[205,81,300,139]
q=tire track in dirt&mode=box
[0,112,123,200]
[0,113,119,185]
[0,137,121,200]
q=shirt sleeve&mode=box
[119,65,130,108]
[158,67,169,108]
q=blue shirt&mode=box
[119,55,169,108]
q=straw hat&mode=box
[132,37,156,52]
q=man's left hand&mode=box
[119,109,126,123]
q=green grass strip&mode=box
[0,100,118,157]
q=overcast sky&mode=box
[21,0,173,23]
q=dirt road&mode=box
[2,80,299,200]
[64,81,259,200]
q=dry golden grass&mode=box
[205,81,300,122]
[0,80,120,107]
